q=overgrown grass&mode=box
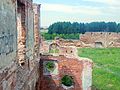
[78,48,120,90]
[49,49,59,53]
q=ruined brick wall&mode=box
[0,59,39,90]
[0,0,17,69]
[17,0,27,66]
[16,61,40,90]
[16,1,41,90]
[55,39,83,48]
[0,0,41,90]
[0,63,17,90]
[80,32,120,48]
[59,46,77,58]
[82,60,92,90]
[33,4,41,58]
[40,40,49,53]
[55,39,77,46]
[0,0,17,89]
[26,3,34,61]
[39,55,92,90]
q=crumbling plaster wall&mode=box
[33,4,41,58]
[0,0,41,90]
[0,0,17,69]
[16,2,41,90]
[0,63,17,90]
[26,4,34,61]
[0,0,17,89]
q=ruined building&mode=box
[39,38,93,90]
[39,46,93,90]
[50,32,120,48]
[0,0,40,90]
[0,0,93,90]
[80,32,120,48]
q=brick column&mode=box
[16,1,29,90]
[33,4,41,58]
[17,1,26,66]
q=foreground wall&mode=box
[0,0,17,69]
[39,55,92,90]
[0,0,41,90]
[33,4,41,58]
[0,0,17,89]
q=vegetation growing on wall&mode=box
[61,75,74,87]
[49,49,59,53]
[45,61,55,72]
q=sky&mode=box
[33,0,120,27]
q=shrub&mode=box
[61,75,74,87]
[45,61,55,72]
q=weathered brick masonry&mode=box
[0,0,94,90]
[39,44,93,90]
[0,0,17,69]
[0,0,41,90]
[33,4,41,58]
[80,32,120,48]
[39,55,92,90]
[51,32,120,48]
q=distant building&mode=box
[80,32,120,48]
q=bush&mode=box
[41,33,80,40]
[61,75,74,87]
[49,49,59,53]
[45,61,55,72]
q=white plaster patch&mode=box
[62,84,74,90]
[82,62,92,90]
[2,80,8,90]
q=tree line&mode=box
[48,22,120,34]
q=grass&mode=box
[49,49,59,53]
[78,48,120,90]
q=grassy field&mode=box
[78,48,120,90]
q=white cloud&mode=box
[84,0,120,7]
[41,3,102,15]
[39,1,120,26]
[83,0,120,16]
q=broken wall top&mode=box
[33,3,41,15]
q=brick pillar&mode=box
[17,1,27,67]
[33,4,41,58]
[16,1,29,90]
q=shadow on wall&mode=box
[37,59,82,90]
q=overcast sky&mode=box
[33,0,120,27]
